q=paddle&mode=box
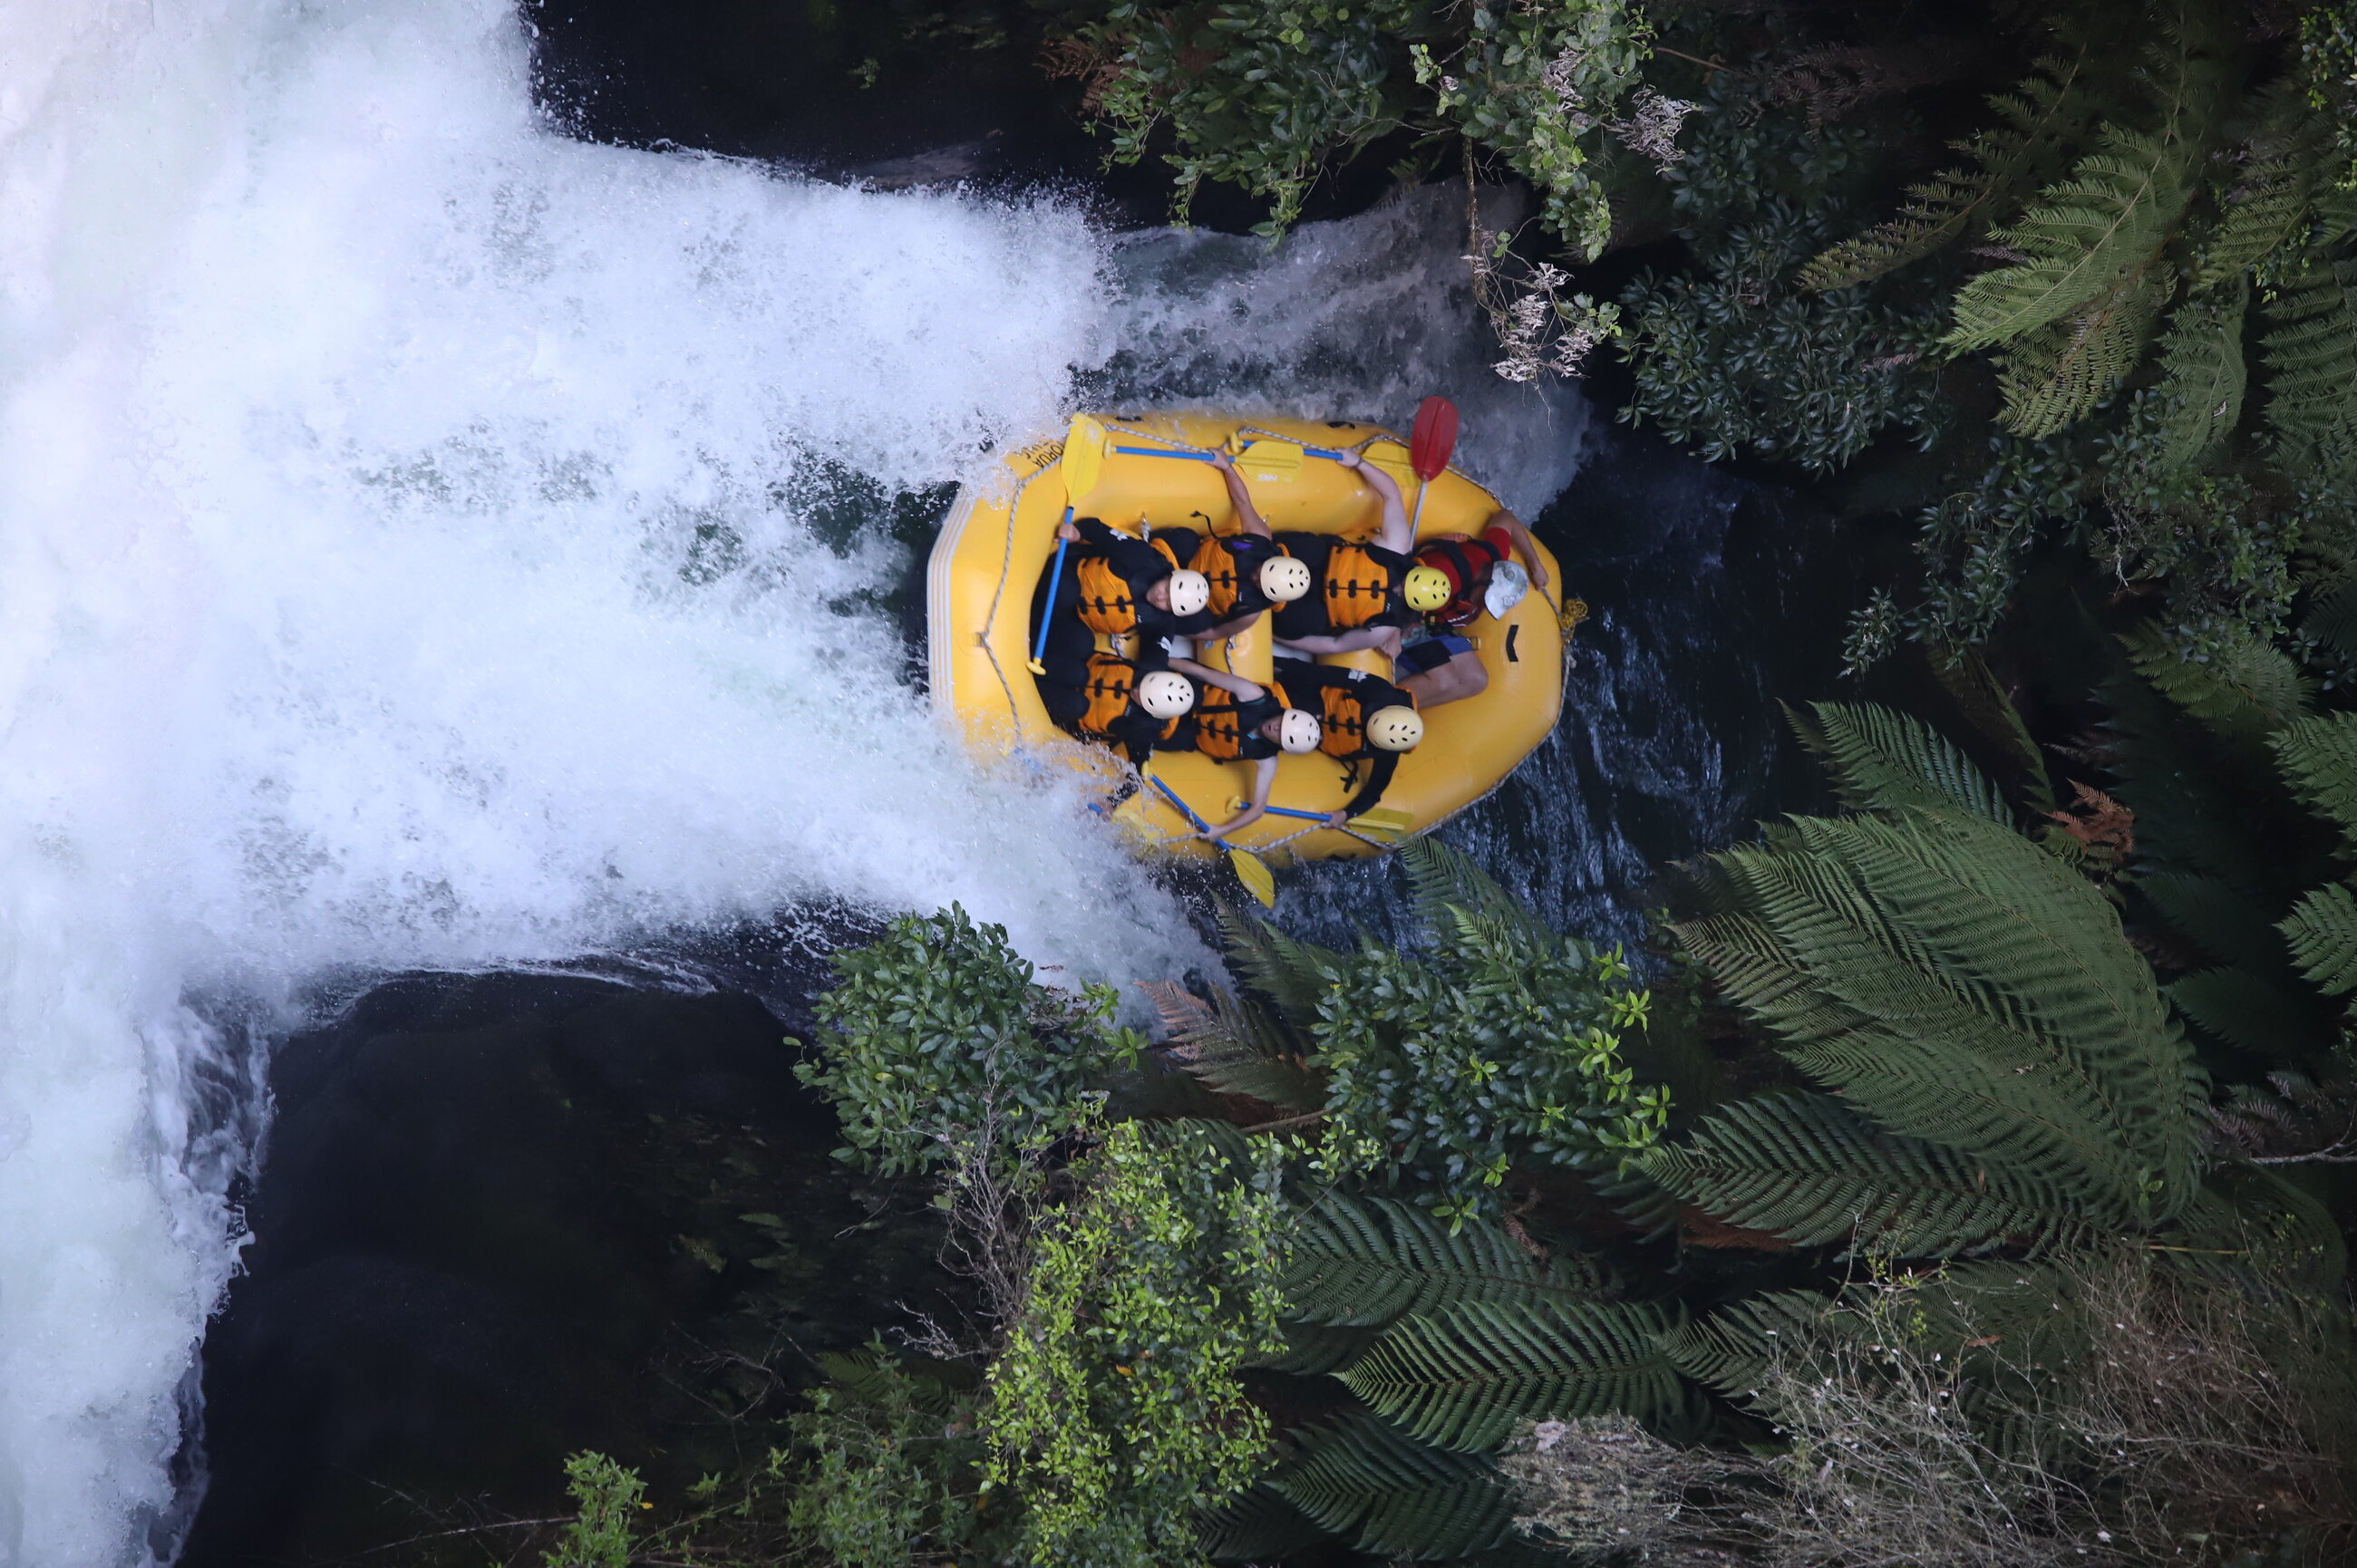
[1229,800,1415,842]
[1149,774,1278,906]
[1026,509,1072,675]
[1406,394,1460,533]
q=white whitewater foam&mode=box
[0,2,1595,1561]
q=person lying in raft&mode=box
[1158,655,1329,842]
[1146,450,1314,643]
[1269,448,1422,653]
[1046,514,1215,645]
[1271,662,1424,817]
[1035,648,1198,763]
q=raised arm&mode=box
[1208,449,1271,538]
[1168,655,1266,703]
[1337,448,1411,554]
[1485,508,1550,589]
[1204,756,1279,841]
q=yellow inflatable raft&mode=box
[926,411,1568,865]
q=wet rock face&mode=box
[182,973,953,1567]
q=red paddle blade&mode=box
[1409,396,1459,480]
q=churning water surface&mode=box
[0,2,1851,1561]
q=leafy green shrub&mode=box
[783,1351,992,1567]
[543,1451,644,1568]
[791,905,1141,1175]
[980,1118,1290,1567]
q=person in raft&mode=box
[1044,514,1217,646]
[1268,448,1422,651]
[1158,655,1330,841]
[1271,662,1424,818]
[1384,506,1552,706]
[1146,449,1316,643]
[1033,647,1198,763]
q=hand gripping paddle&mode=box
[1149,774,1278,906]
[1230,800,1415,844]
[1030,416,1112,674]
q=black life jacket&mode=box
[1187,684,1280,761]
[1075,653,1181,745]
[1073,538,1183,636]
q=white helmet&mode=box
[1136,671,1197,719]
[1258,555,1314,604]
[1165,569,1211,618]
[1365,706,1424,751]
[1277,709,1323,754]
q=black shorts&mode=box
[1395,632,1475,676]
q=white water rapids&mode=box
[0,2,1588,1560]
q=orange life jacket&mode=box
[1073,537,1182,635]
[1075,653,1181,745]
[1189,682,1256,760]
[1187,535,1285,620]
[1275,673,1416,760]
[1319,542,1400,630]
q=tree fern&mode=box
[1639,1090,2100,1255]
[1399,836,1556,951]
[1800,54,2095,293]
[1216,899,1342,1020]
[2168,967,2332,1058]
[2134,280,2249,468]
[1282,1192,1605,1330]
[2139,871,2288,972]
[1262,1413,1513,1559]
[1676,808,2206,1230]
[2259,252,2357,467]
[1927,643,2058,816]
[1789,700,2013,823]
[1994,266,2176,436]
[1140,980,1324,1110]
[1658,1288,1829,1400]
[2281,882,2357,997]
[1336,1299,1683,1451]
[2191,81,2330,289]
[2304,569,2357,667]
[1194,1485,1327,1563]
[2121,620,2310,744]
[2271,711,2357,847]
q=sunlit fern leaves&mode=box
[1993,266,2174,436]
[1262,1413,1513,1559]
[1335,1300,1683,1451]
[2281,883,2357,999]
[2272,711,2357,847]
[1672,808,2206,1234]
[1399,835,1554,950]
[1138,979,1324,1110]
[1788,700,2012,823]
[1282,1192,1605,1329]
[2120,620,2310,746]
[2259,253,2357,468]
[1800,54,2096,293]
[1638,1090,2099,1255]
[2134,279,2249,468]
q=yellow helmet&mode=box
[1365,706,1424,751]
[1136,672,1197,719]
[1165,569,1211,618]
[1402,565,1452,614]
[1258,556,1313,604]
[1276,709,1323,754]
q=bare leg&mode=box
[1278,624,1402,656]
[1399,649,1489,708]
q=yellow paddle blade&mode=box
[1351,806,1414,833]
[1363,439,1415,488]
[1062,414,1107,503]
[1237,439,1304,483]
[1228,847,1277,907]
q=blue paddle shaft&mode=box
[1257,805,1334,823]
[1030,512,1073,665]
[1149,775,1209,833]
[1112,445,1214,461]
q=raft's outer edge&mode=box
[926,487,979,712]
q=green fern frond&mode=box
[1266,1413,1512,1559]
[2304,570,2357,665]
[2193,82,2330,288]
[1283,1193,1603,1330]
[2122,621,2310,743]
[2272,711,2357,847]
[2282,882,2357,996]
[1926,644,2058,816]
[1658,1289,1828,1400]
[2168,967,2332,1056]
[1217,900,1343,1020]
[1196,1486,1328,1563]
[816,1347,960,1415]
[1140,980,1324,1110]
[1789,701,2013,823]
[2260,254,2357,467]
[1679,808,2205,1227]
[1639,1091,2100,1254]
[2136,281,2249,467]
[1994,266,2172,436]
[1801,54,2094,292]
[1398,837,1553,951]
[1336,1300,1683,1451]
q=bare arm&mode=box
[1338,448,1411,554]
[1168,656,1265,702]
[1204,757,1279,840]
[1487,508,1549,589]
[1208,449,1272,538]
[1274,624,1402,657]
